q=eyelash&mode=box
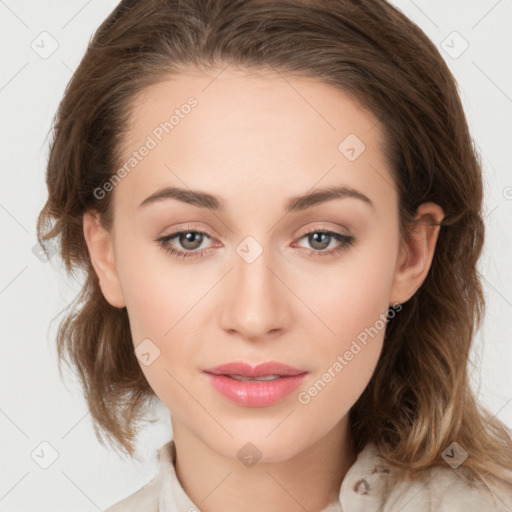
[156,226,355,260]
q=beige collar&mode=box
[152,439,512,511]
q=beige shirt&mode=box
[104,439,512,511]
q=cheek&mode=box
[114,235,211,405]
[115,231,200,340]
[120,262,201,409]
[291,239,396,409]
[294,289,388,421]
[292,234,397,347]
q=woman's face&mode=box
[85,67,440,463]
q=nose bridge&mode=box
[219,236,291,339]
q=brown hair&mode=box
[37,0,512,487]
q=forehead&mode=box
[113,67,396,215]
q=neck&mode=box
[171,415,355,512]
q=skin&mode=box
[83,66,444,512]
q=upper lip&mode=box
[203,361,308,378]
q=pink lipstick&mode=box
[203,361,308,407]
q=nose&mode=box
[219,245,292,342]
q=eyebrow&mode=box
[138,185,374,212]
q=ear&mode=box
[83,211,126,308]
[389,202,444,306]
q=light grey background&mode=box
[1,1,511,510]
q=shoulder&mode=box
[104,439,200,512]
[340,442,512,512]
[103,475,160,512]
[103,441,174,512]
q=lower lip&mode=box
[204,373,308,407]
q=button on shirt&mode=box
[104,439,512,512]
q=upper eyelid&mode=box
[162,221,349,238]
[295,223,350,238]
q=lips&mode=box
[203,361,308,379]
[203,361,309,407]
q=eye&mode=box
[156,228,214,259]
[292,227,355,258]
[156,226,355,260]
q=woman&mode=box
[37,0,512,510]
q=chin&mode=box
[216,428,309,464]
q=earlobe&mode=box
[389,202,444,306]
[82,211,126,308]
